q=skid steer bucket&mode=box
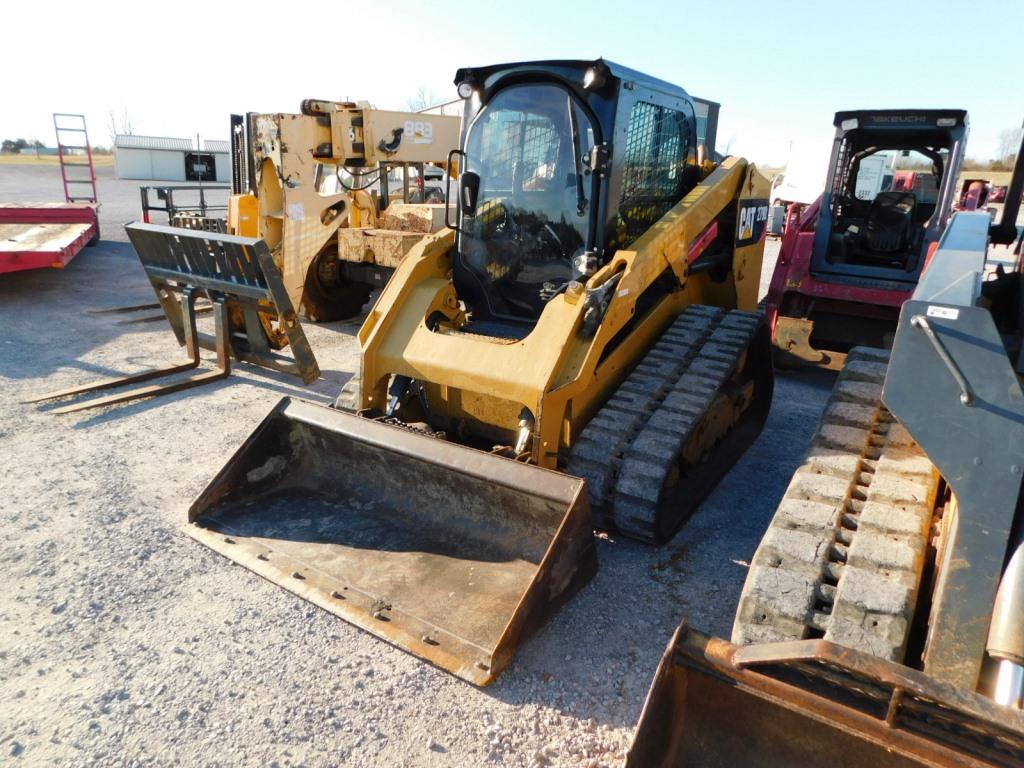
[187,397,597,685]
[627,624,1024,768]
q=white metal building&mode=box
[114,135,231,182]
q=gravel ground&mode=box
[0,163,830,767]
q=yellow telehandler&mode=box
[224,101,462,324]
[186,59,775,684]
[28,101,462,412]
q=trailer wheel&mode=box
[87,223,100,247]
[301,251,372,323]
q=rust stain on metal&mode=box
[185,398,597,686]
[627,623,1024,768]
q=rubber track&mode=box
[731,347,941,663]
[335,375,361,412]
[567,305,762,541]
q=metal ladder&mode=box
[53,113,98,203]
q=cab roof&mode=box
[453,58,698,105]
[833,109,968,129]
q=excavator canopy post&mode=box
[186,398,596,685]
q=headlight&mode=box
[583,66,606,90]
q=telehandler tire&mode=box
[301,251,372,322]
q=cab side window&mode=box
[614,101,694,248]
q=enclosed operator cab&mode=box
[811,109,968,288]
[450,59,717,337]
[765,109,969,368]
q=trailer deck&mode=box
[0,202,99,273]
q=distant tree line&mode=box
[963,127,1022,171]
[1,138,44,154]
[1,138,112,155]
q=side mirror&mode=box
[460,172,480,217]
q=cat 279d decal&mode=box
[736,199,769,246]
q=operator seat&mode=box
[861,191,917,254]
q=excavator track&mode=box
[568,304,771,544]
[732,347,941,662]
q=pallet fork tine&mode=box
[27,289,231,413]
[86,302,163,315]
[116,306,213,326]
[28,223,320,414]
[87,300,214,325]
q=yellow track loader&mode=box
[626,131,1024,765]
[187,59,775,684]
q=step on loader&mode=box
[187,59,775,684]
[626,130,1024,765]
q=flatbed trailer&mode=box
[0,202,99,274]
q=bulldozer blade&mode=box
[627,623,1024,768]
[186,397,597,685]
